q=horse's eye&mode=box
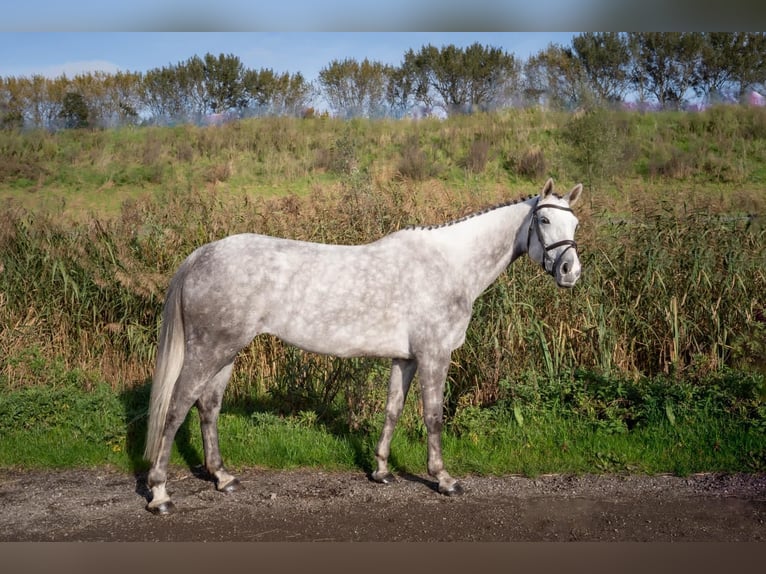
[540,217,550,225]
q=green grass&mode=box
[1,107,765,477]
[1,372,763,476]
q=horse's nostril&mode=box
[562,262,570,274]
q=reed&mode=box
[1,108,764,427]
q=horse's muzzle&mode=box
[555,250,581,288]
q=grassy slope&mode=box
[1,107,764,473]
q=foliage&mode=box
[401,42,521,114]
[628,32,705,110]
[571,33,632,104]
[0,108,764,430]
[58,92,90,129]
[318,58,393,118]
[1,365,763,474]
[523,42,587,109]
[1,34,765,129]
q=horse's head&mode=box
[527,178,583,288]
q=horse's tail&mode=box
[144,253,197,463]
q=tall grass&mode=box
[1,107,765,430]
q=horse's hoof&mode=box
[147,500,175,515]
[439,482,464,496]
[371,471,396,484]
[218,478,241,493]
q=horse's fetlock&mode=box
[147,468,166,489]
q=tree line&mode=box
[1,32,765,130]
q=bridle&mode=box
[526,198,578,276]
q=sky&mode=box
[0,1,705,33]
[2,0,759,33]
[0,1,761,83]
[0,32,579,82]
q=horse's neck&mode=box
[425,199,533,300]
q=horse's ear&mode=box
[541,178,555,198]
[565,183,583,207]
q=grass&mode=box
[1,368,763,476]
[1,106,765,475]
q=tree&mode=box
[243,68,280,112]
[243,69,315,117]
[107,70,142,127]
[0,77,25,129]
[628,32,703,110]
[402,43,519,115]
[726,32,766,98]
[384,65,416,118]
[202,53,247,113]
[275,72,316,117]
[523,43,586,109]
[141,66,184,124]
[571,32,631,104]
[59,92,89,129]
[318,58,391,118]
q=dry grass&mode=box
[1,108,764,420]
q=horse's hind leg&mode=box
[372,358,417,484]
[146,358,234,514]
[146,372,201,514]
[197,360,240,493]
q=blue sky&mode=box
[1,1,650,33]
[2,0,755,35]
[1,1,759,82]
[0,32,578,82]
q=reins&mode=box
[527,199,578,275]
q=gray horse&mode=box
[144,178,582,514]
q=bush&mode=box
[461,139,490,174]
[562,108,625,186]
[397,135,432,180]
[513,146,547,179]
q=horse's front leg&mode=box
[419,351,463,496]
[372,358,417,484]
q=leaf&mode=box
[513,404,524,427]
[665,402,676,426]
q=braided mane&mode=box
[405,194,540,231]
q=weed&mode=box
[0,109,764,454]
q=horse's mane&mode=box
[405,194,539,231]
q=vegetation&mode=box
[1,363,763,474]
[2,33,765,129]
[0,106,764,474]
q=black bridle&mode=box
[527,199,578,276]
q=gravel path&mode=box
[1,467,764,542]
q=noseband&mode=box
[527,199,578,276]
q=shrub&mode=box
[514,146,547,179]
[397,135,432,181]
[461,139,490,174]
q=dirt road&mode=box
[1,467,764,542]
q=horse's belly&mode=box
[268,315,412,359]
